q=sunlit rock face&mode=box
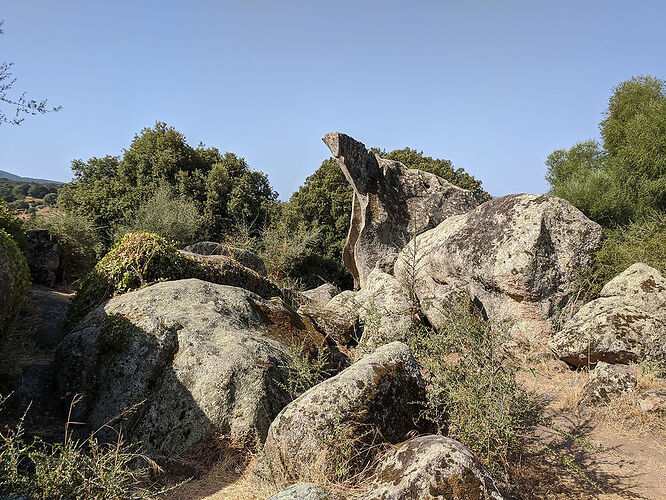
[323,132,478,289]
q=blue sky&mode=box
[1,1,664,199]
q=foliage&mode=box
[0,398,166,499]
[0,229,30,335]
[259,202,323,287]
[408,301,541,477]
[64,233,184,329]
[114,184,204,246]
[65,232,280,330]
[0,199,27,250]
[24,209,103,282]
[0,20,61,125]
[547,75,666,227]
[58,122,276,245]
[277,343,330,400]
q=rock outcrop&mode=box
[322,132,478,288]
[394,194,603,339]
[56,279,326,455]
[263,342,426,479]
[0,229,30,336]
[367,435,503,500]
[268,483,331,500]
[25,229,60,286]
[580,362,637,405]
[183,241,267,276]
[550,263,666,366]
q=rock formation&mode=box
[183,241,267,276]
[550,263,666,366]
[394,194,603,339]
[263,342,426,479]
[0,229,30,336]
[56,279,327,455]
[25,229,60,286]
[322,132,478,288]
[367,435,504,500]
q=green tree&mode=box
[547,75,666,227]
[58,122,276,246]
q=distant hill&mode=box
[0,169,64,184]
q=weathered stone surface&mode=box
[323,132,478,289]
[25,229,60,286]
[550,263,666,367]
[297,302,359,347]
[395,194,603,340]
[637,389,666,413]
[301,283,338,306]
[268,483,331,500]
[580,362,637,405]
[263,342,425,479]
[55,279,326,455]
[314,270,413,352]
[367,435,503,500]
[180,243,268,276]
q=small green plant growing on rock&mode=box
[277,342,330,400]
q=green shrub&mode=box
[0,229,30,335]
[0,199,27,251]
[408,301,542,478]
[25,209,103,282]
[0,398,165,499]
[65,232,280,331]
[114,185,204,247]
[277,343,330,400]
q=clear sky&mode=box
[1,1,665,198]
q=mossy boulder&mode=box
[65,233,280,331]
[367,435,503,500]
[263,342,426,480]
[56,278,324,455]
[0,229,30,336]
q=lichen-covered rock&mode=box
[301,283,338,306]
[0,229,30,336]
[395,194,603,340]
[637,389,666,413]
[66,233,280,332]
[297,302,359,347]
[56,279,325,455]
[580,362,637,405]
[550,263,666,367]
[367,435,503,500]
[25,229,60,286]
[263,342,425,479]
[323,132,478,289]
[183,241,267,276]
[268,483,331,500]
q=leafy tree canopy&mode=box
[546,75,666,227]
[58,122,276,244]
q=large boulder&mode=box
[263,342,426,479]
[367,435,503,500]
[56,279,326,455]
[322,132,478,289]
[313,270,414,353]
[0,229,30,336]
[25,229,60,286]
[580,362,637,405]
[395,194,603,340]
[550,263,666,367]
[183,241,267,276]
